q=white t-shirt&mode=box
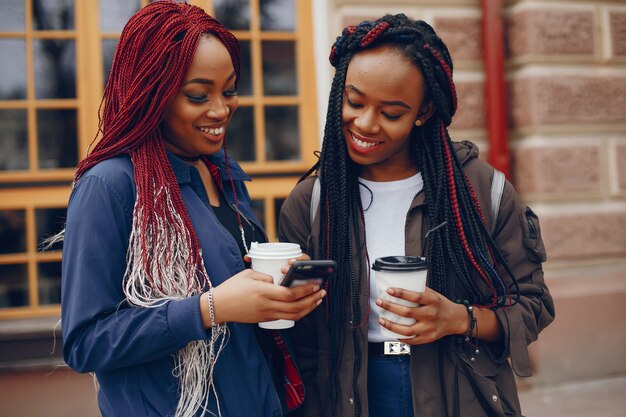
[359,172,424,343]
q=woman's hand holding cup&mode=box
[202,267,324,327]
[242,242,324,329]
[376,286,468,345]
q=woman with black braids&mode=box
[278,14,554,417]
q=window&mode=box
[0,0,318,318]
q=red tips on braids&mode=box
[360,21,390,47]
[423,43,458,115]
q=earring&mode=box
[414,120,422,127]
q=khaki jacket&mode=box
[278,141,555,417]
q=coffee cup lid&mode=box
[248,242,302,259]
[372,256,427,272]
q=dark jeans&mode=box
[367,355,414,417]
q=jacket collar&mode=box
[453,140,480,165]
[408,140,479,211]
[167,149,251,185]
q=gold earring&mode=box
[414,120,422,127]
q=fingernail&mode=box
[316,299,323,305]
[375,298,382,306]
[313,285,321,292]
[320,289,327,298]
[379,319,385,326]
[387,288,395,295]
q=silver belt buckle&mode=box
[383,341,410,355]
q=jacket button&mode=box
[492,394,498,402]
[349,398,354,405]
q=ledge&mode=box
[0,316,64,373]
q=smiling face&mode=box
[342,45,431,181]
[162,34,238,158]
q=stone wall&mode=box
[328,0,626,387]
[504,0,626,386]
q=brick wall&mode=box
[504,0,626,386]
[328,0,626,386]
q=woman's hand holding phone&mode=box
[279,260,336,288]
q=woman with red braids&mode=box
[61,2,324,417]
[278,14,554,417]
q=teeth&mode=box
[198,126,224,135]
[351,134,378,149]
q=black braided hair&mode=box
[304,14,519,414]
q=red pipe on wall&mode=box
[481,0,511,179]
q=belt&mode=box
[368,341,411,357]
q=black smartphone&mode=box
[280,260,336,287]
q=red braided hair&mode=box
[72,3,242,415]
[360,21,390,47]
[440,123,498,307]
[78,1,239,177]
[76,1,240,292]
[423,43,458,115]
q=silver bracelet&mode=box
[207,287,217,327]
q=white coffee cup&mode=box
[373,256,428,339]
[248,241,303,329]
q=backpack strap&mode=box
[310,176,321,227]
[309,170,506,233]
[490,168,506,234]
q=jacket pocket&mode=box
[520,206,546,263]
[458,354,521,417]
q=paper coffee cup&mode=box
[248,242,302,329]
[373,256,428,339]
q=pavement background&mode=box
[1,369,624,416]
[519,376,626,417]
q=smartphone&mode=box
[280,260,336,287]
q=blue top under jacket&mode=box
[61,151,286,417]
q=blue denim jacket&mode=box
[62,151,302,417]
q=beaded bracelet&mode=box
[456,299,480,362]
[207,287,217,328]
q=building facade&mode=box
[0,0,624,415]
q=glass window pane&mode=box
[32,0,74,31]
[0,39,27,99]
[38,262,61,305]
[238,40,252,96]
[0,110,28,171]
[34,39,76,99]
[262,41,297,96]
[37,109,78,169]
[100,0,140,32]
[102,39,118,87]
[265,105,299,161]
[36,208,66,252]
[250,199,265,231]
[260,0,295,32]
[274,197,285,237]
[0,264,28,308]
[214,0,250,31]
[0,0,25,32]
[226,106,255,162]
[0,210,26,254]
